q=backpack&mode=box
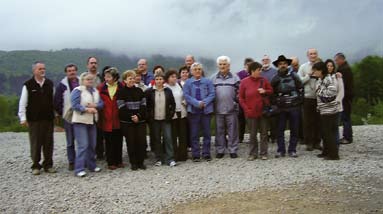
[273,71,303,108]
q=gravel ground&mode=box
[0,125,382,213]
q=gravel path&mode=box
[0,125,382,213]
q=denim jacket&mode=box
[183,77,215,114]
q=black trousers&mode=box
[96,127,105,159]
[238,106,247,142]
[121,123,146,166]
[171,116,188,161]
[28,120,54,169]
[320,114,339,159]
[104,129,123,166]
[303,98,321,147]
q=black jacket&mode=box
[116,85,147,124]
[145,87,176,121]
[25,77,54,122]
[338,61,354,100]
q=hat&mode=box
[272,55,292,67]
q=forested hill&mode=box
[0,48,215,95]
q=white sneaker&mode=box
[169,161,177,167]
[154,161,162,166]
[93,167,102,172]
[76,171,87,177]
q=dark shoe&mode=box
[192,157,201,162]
[340,138,353,144]
[68,163,74,171]
[275,152,285,158]
[230,153,238,158]
[324,156,340,160]
[313,145,323,151]
[317,153,327,158]
[216,153,224,159]
[108,165,118,170]
[131,165,138,171]
[203,156,212,161]
[288,152,298,158]
[138,164,146,170]
[271,139,277,144]
[306,145,314,151]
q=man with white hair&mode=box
[211,56,240,158]
[261,55,278,144]
[18,61,56,175]
[298,48,322,151]
[185,55,195,71]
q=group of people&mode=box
[18,49,354,177]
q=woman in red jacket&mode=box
[98,67,124,170]
[239,62,273,161]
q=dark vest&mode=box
[25,77,54,121]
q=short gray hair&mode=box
[190,62,203,70]
[216,56,230,64]
[32,61,45,71]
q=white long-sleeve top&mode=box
[18,78,46,123]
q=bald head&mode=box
[137,59,148,74]
[185,55,195,67]
[290,57,299,72]
[307,48,319,63]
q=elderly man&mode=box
[18,61,56,175]
[137,59,153,86]
[290,56,304,143]
[211,56,240,158]
[54,64,80,171]
[261,55,278,144]
[298,48,322,151]
[335,53,354,144]
[185,55,195,70]
[290,57,300,73]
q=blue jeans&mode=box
[63,120,76,164]
[277,109,300,154]
[152,120,174,164]
[188,113,212,158]
[73,123,97,173]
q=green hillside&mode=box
[0,48,215,95]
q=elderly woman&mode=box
[312,61,340,160]
[117,70,148,170]
[183,63,215,161]
[98,67,124,170]
[71,72,104,177]
[239,62,273,160]
[211,56,241,159]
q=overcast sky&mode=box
[1,0,382,69]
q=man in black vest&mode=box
[18,61,56,175]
